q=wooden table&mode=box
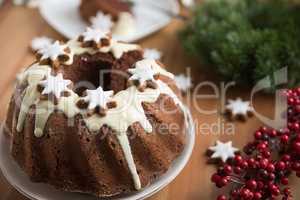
[0,4,299,200]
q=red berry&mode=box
[246,180,257,190]
[234,166,242,174]
[269,173,276,180]
[223,165,233,174]
[293,142,300,153]
[262,150,271,158]
[248,158,256,168]
[292,162,300,171]
[254,192,262,199]
[211,173,221,183]
[281,177,289,185]
[217,195,227,200]
[235,155,243,164]
[282,154,291,162]
[276,161,286,171]
[270,184,280,196]
[240,161,249,169]
[260,159,269,169]
[255,131,262,140]
[288,97,295,105]
[257,181,264,189]
[267,163,275,172]
[220,177,228,186]
[258,143,267,150]
[293,123,300,130]
[283,188,291,195]
[241,188,250,199]
[281,135,289,144]
[269,130,277,137]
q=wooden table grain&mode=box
[0,4,299,200]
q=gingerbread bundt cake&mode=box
[4,28,187,197]
[80,0,135,36]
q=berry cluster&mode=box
[212,88,300,200]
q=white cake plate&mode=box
[0,107,195,200]
[39,0,179,42]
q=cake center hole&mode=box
[61,53,129,96]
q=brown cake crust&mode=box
[80,0,132,22]
[4,46,187,197]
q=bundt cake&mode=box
[4,28,187,197]
[80,0,135,36]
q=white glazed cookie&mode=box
[208,140,239,163]
[225,98,253,121]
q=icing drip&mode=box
[16,64,51,132]
[34,100,55,137]
[57,91,80,118]
[17,85,40,132]
[117,134,141,190]
[35,90,80,137]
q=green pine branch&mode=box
[180,0,300,91]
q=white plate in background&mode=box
[39,0,179,42]
[0,107,195,200]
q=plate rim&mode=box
[39,0,180,42]
[0,107,195,200]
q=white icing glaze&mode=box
[110,40,140,59]
[34,100,55,137]
[57,90,80,118]
[67,39,97,55]
[113,12,136,36]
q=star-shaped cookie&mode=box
[225,98,253,121]
[83,87,114,110]
[208,140,239,163]
[39,73,72,99]
[90,12,114,31]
